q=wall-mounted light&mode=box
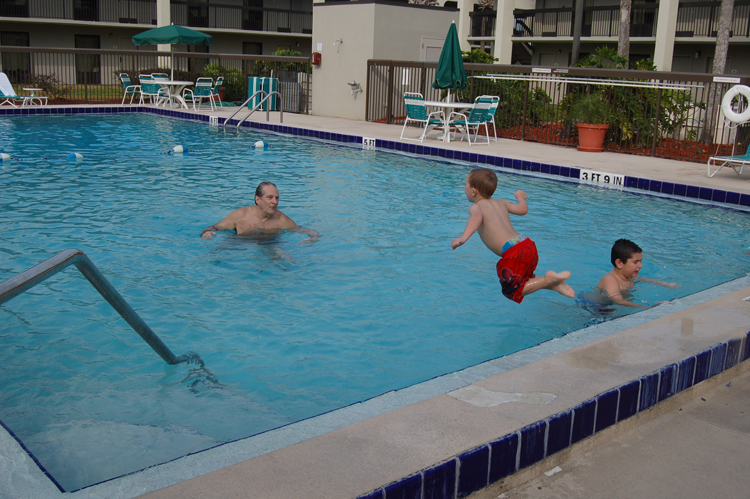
[348,81,363,98]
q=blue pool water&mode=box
[1,114,750,491]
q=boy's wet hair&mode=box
[254,181,277,205]
[467,168,497,198]
[611,238,642,266]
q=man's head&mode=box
[254,181,279,214]
[466,168,497,200]
[611,239,643,273]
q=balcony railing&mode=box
[0,0,158,25]
[0,0,313,34]
[510,1,750,39]
[469,10,496,38]
[171,1,312,34]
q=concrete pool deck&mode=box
[1,105,750,499]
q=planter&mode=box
[218,87,225,101]
[576,123,609,152]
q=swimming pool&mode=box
[1,113,750,491]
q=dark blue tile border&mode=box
[358,332,748,499]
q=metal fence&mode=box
[0,46,312,113]
[366,60,750,163]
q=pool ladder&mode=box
[0,249,190,366]
[222,90,283,131]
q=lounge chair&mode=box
[0,72,26,107]
[119,73,141,105]
[138,74,168,106]
[211,76,224,105]
[448,96,493,146]
[400,92,445,142]
[182,77,215,111]
[707,142,750,177]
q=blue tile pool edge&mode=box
[360,331,750,499]
[1,106,747,210]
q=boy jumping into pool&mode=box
[596,239,678,308]
[451,168,574,303]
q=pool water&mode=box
[1,114,749,491]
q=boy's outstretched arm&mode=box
[504,190,529,216]
[636,276,680,288]
[452,204,483,250]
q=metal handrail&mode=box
[222,90,284,130]
[0,249,188,366]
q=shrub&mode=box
[201,63,246,102]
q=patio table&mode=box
[158,81,194,109]
[424,100,474,142]
[22,88,47,107]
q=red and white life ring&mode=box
[721,85,750,123]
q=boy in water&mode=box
[451,168,574,303]
[596,239,678,308]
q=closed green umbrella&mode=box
[432,21,467,101]
[132,24,213,79]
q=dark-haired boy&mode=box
[597,238,678,308]
[451,168,574,303]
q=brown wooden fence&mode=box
[367,60,750,163]
[0,46,311,113]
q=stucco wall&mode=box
[311,1,456,120]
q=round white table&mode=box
[22,88,47,107]
[157,81,194,109]
[424,100,474,142]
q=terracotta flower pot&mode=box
[218,88,226,101]
[576,123,609,152]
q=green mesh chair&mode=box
[447,96,492,146]
[400,92,445,142]
[119,73,141,105]
[182,77,215,111]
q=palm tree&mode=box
[701,0,735,144]
[617,0,632,68]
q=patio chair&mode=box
[707,141,750,177]
[211,76,224,105]
[138,75,168,106]
[182,77,215,111]
[448,96,492,146]
[0,72,26,107]
[400,92,445,142]
[119,73,141,105]
[482,95,500,142]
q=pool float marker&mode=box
[254,140,269,148]
[66,153,83,161]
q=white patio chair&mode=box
[400,92,444,142]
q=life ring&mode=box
[721,85,750,124]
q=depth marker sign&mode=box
[578,168,625,187]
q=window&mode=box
[75,35,101,84]
[0,0,28,17]
[1,31,30,83]
[73,0,99,22]
[243,0,263,31]
[188,0,209,28]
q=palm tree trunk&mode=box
[618,0,632,68]
[701,0,735,144]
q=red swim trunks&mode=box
[496,237,539,304]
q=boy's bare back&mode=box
[473,195,525,256]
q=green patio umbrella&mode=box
[132,24,213,80]
[432,21,468,102]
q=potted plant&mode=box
[570,92,612,152]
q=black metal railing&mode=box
[0,46,312,113]
[676,1,750,38]
[366,60,750,163]
[512,4,658,38]
[0,0,313,33]
[470,10,496,38]
[171,0,313,34]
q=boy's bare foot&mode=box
[545,270,575,298]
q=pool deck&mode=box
[2,105,750,499]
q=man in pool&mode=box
[451,168,574,304]
[596,239,678,308]
[200,181,319,242]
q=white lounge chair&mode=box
[707,142,750,177]
[400,92,444,142]
[138,75,168,106]
[0,72,26,107]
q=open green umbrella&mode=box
[432,21,468,102]
[132,24,213,79]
